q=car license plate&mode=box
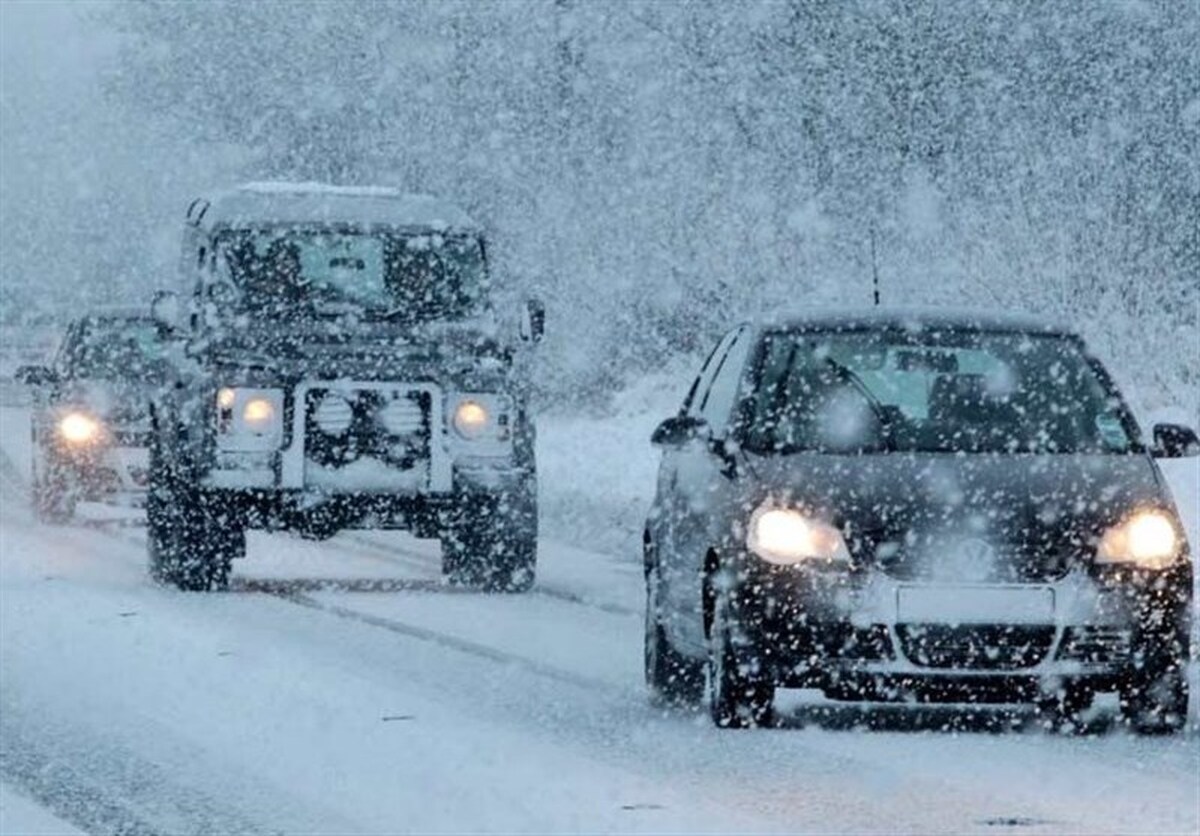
[897,585,1054,624]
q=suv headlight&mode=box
[447,393,511,443]
[747,505,850,566]
[215,387,284,450]
[1097,510,1182,570]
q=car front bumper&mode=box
[47,444,150,503]
[730,554,1192,694]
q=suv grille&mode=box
[304,387,431,468]
[897,624,1055,670]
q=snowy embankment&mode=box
[1,783,84,836]
[538,360,694,558]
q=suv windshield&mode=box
[67,318,162,380]
[743,328,1136,455]
[215,229,487,321]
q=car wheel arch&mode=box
[702,547,720,641]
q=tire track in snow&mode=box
[272,589,616,693]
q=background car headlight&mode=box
[1097,510,1181,569]
[747,506,851,566]
[59,411,101,444]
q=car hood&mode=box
[744,451,1167,581]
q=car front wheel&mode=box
[1119,665,1188,735]
[708,589,774,728]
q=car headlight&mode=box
[747,506,851,566]
[58,411,102,445]
[1097,510,1182,569]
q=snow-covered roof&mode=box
[191,182,481,234]
[759,306,1075,336]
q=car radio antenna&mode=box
[870,226,881,307]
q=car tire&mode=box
[31,459,76,524]
[1036,681,1094,733]
[644,568,704,706]
[442,489,537,593]
[1119,665,1188,735]
[708,590,774,728]
[147,441,241,591]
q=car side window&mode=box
[697,327,752,434]
[681,329,739,416]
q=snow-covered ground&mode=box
[1,402,1198,835]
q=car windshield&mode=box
[743,328,1137,455]
[215,229,488,321]
[67,318,162,379]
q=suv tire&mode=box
[147,441,243,591]
[442,489,536,593]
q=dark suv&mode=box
[644,310,1196,732]
[148,183,543,592]
[18,311,162,521]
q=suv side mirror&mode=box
[15,364,57,386]
[1152,423,1200,458]
[152,290,182,332]
[651,414,710,448]
[520,298,545,344]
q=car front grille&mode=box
[304,386,431,468]
[896,624,1056,670]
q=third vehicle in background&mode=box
[17,310,164,522]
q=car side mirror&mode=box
[651,414,710,448]
[1152,423,1200,458]
[151,290,182,332]
[15,364,57,386]
[520,298,545,344]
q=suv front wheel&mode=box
[441,489,536,593]
[147,441,244,591]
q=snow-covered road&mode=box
[1,407,1197,835]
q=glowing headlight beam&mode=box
[242,397,276,430]
[747,506,850,566]
[453,400,490,439]
[59,412,101,445]
[1098,510,1180,569]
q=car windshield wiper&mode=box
[822,357,894,451]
